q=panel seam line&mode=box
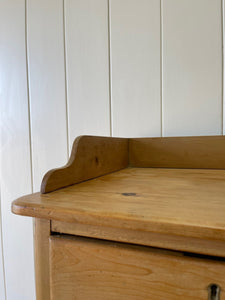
[63,0,70,157]
[160,0,163,137]
[222,0,224,134]
[108,0,113,137]
[25,0,34,193]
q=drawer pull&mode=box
[208,284,220,300]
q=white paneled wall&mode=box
[0,1,35,300]
[0,192,6,300]
[0,0,223,299]
[65,0,111,149]
[110,0,161,137]
[27,0,68,191]
[162,0,223,136]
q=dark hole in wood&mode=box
[95,156,99,165]
[122,193,137,196]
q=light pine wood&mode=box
[27,0,68,191]
[12,168,225,249]
[129,135,225,168]
[50,235,225,300]
[52,220,225,258]
[110,0,161,137]
[65,0,110,148]
[41,135,129,193]
[11,135,225,299]
[34,219,50,300]
[162,0,222,136]
[40,135,225,194]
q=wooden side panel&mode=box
[0,1,35,299]
[50,235,225,300]
[65,0,110,149]
[27,0,68,191]
[34,219,50,300]
[110,0,161,137]
[162,0,222,136]
[41,136,128,193]
[129,135,225,168]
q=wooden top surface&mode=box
[12,167,225,241]
[41,135,225,193]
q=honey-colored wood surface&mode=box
[50,235,225,300]
[129,135,225,168]
[12,168,225,248]
[52,220,225,258]
[41,135,129,193]
[41,135,225,195]
[34,219,50,300]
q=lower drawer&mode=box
[50,235,225,300]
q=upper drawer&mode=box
[50,235,225,300]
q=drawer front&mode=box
[50,236,225,300]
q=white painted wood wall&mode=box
[0,0,223,299]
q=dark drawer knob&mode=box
[208,284,220,300]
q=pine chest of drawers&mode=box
[12,135,225,300]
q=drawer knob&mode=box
[208,284,220,300]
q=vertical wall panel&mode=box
[162,0,222,137]
[110,0,161,137]
[0,0,35,299]
[65,0,110,149]
[27,0,68,191]
[0,192,6,300]
[223,0,225,135]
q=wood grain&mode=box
[34,219,50,300]
[12,168,225,246]
[50,235,225,300]
[41,135,225,194]
[52,220,225,258]
[129,135,225,168]
[41,135,129,193]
